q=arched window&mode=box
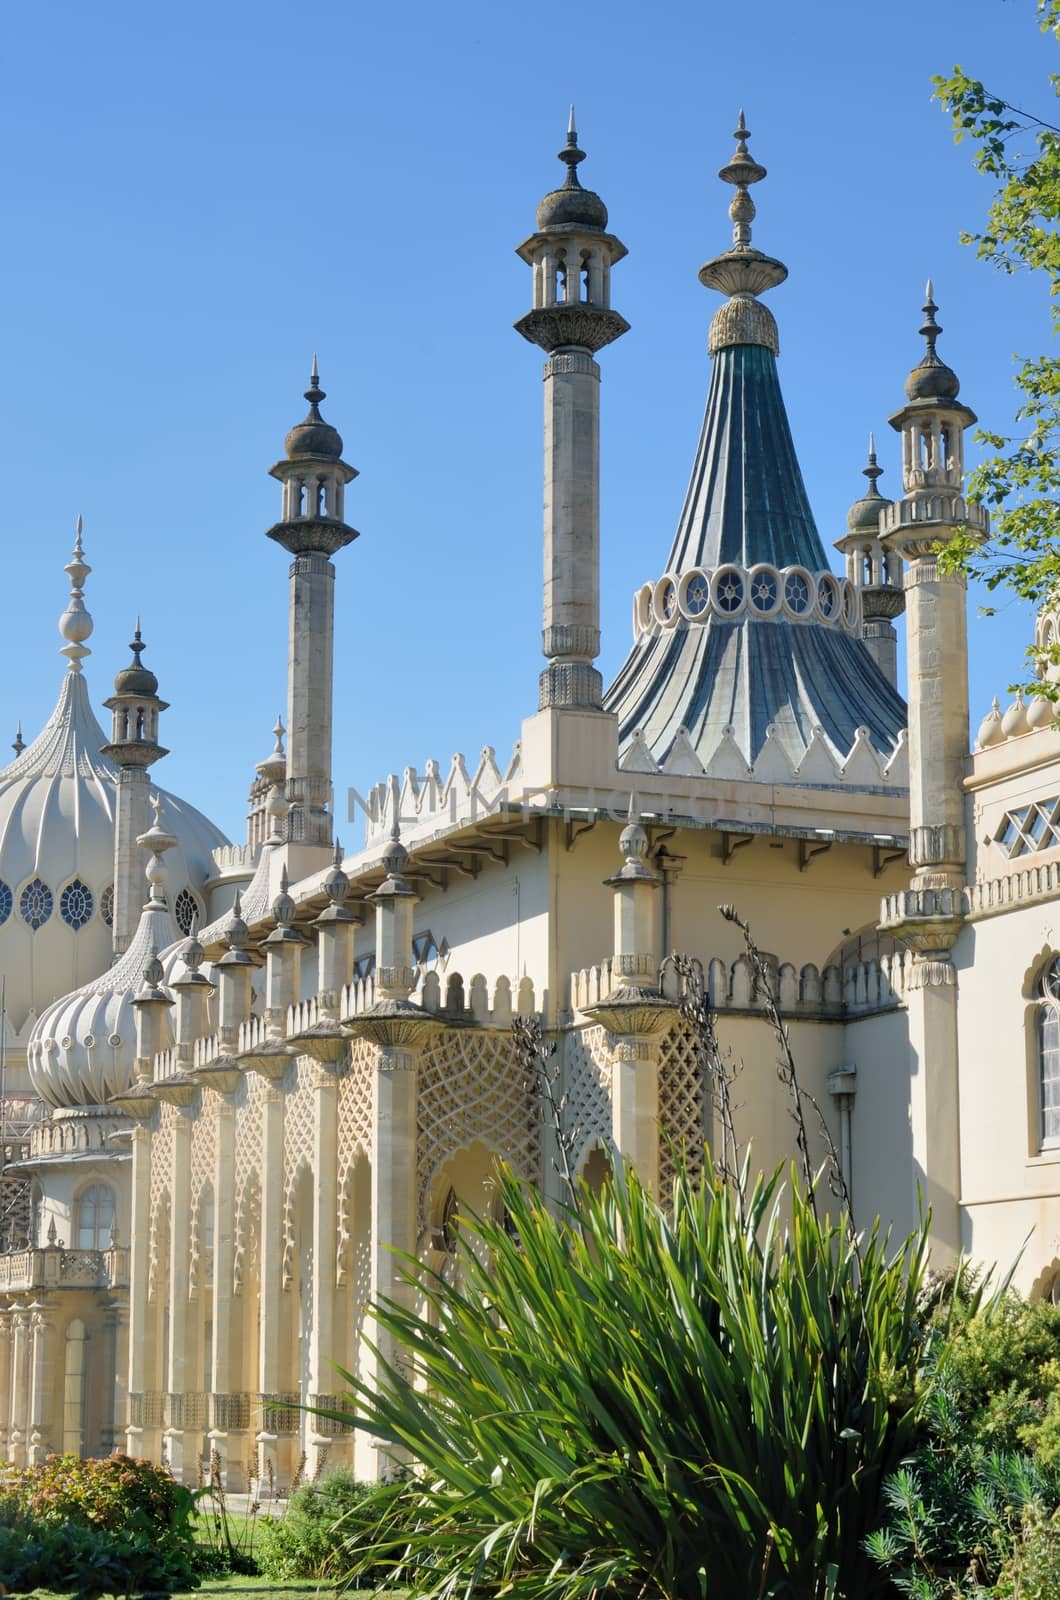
[76,1183,116,1250]
[1038,958,1060,1148]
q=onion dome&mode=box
[976,697,1005,749]
[536,107,608,231]
[113,622,159,697]
[846,436,893,534]
[285,356,344,460]
[27,817,183,1108]
[1001,692,1029,739]
[0,526,230,1038]
[1027,693,1055,731]
[905,283,960,402]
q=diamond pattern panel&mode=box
[563,1024,612,1172]
[657,1019,708,1192]
[417,1029,540,1228]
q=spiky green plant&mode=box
[322,1158,952,1600]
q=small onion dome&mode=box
[846,437,892,534]
[1001,691,1029,739]
[905,283,960,402]
[1027,693,1055,731]
[113,623,159,697]
[976,697,1005,749]
[381,826,409,879]
[285,359,344,460]
[536,112,608,232]
[323,841,349,907]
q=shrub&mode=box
[0,1490,199,1597]
[939,1295,1060,1458]
[327,1157,951,1600]
[8,1451,190,1543]
[256,1466,378,1580]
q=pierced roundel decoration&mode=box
[784,569,812,615]
[175,887,199,937]
[60,879,94,931]
[682,569,714,617]
[100,885,114,928]
[20,878,53,931]
[817,575,840,620]
[712,565,745,615]
[842,580,860,629]
[749,568,779,613]
[0,882,11,926]
[661,580,677,620]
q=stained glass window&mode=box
[20,879,53,930]
[60,880,93,931]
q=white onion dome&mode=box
[1027,693,1055,731]
[0,528,230,1036]
[1001,692,1030,740]
[976,697,1005,750]
[27,827,190,1108]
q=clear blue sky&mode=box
[0,0,1053,842]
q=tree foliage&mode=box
[934,1,1060,678]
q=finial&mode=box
[920,281,941,359]
[557,107,586,188]
[59,517,94,672]
[717,109,768,251]
[862,435,884,497]
[272,715,286,758]
[305,358,325,415]
[271,864,296,929]
[142,941,165,992]
[11,721,24,758]
[130,621,145,666]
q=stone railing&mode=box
[339,974,376,1019]
[168,1392,208,1429]
[307,1393,356,1436]
[0,1244,129,1292]
[417,970,536,1025]
[29,1114,125,1160]
[210,1392,252,1431]
[571,953,905,1020]
[192,1034,223,1071]
[237,1014,272,1054]
[129,1392,167,1429]
[260,1393,300,1434]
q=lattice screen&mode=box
[657,1019,709,1192]
[417,1029,540,1227]
[563,1024,612,1172]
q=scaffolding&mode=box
[0,978,43,1253]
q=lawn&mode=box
[30,1584,357,1600]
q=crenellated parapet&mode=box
[570,951,906,1020]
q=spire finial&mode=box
[305,357,325,416]
[557,107,586,188]
[59,516,94,672]
[863,434,884,497]
[717,109,768,251]
[12,721,24,758]
[920,280,941,359]
[272,714,286,758]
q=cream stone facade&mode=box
[1,113,1058,1482]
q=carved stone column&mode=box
[163,1102,195,1482]
[306,1062,339,1477]
[28,1299,57,1464]
[8,1304,30,1466]
[0,1310,12,1461]
[124,1121,154,1457]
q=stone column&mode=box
[163,1104,194,1481]
[8,1305,30,1466]
[539,349,604,709]
[256,1082,286,1488]
[208,1092,245,1487]
[0,1310,12,1461]
[102,1300,129,1455]
[307,1063,339,1476]
[28,1300,57,1464]
[112,767,152,955]
[125,1124,154,1458]
[286,553,337,848]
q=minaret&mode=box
[101,622,169,956]
[266,361,358,852]
[835,438,904,688]
[878,286,989,1262]
[881,286,988,901]
[515,110,629,712]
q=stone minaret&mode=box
[879,286,989,1260]
[101,622,169,956]
[266,361,358,851]
[516,111,629,711]
[835,438,905,688]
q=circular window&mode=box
[817,575,840,620]
[652,575,681,628]
[175,887,199,937]
[783,567,813,616]
[60,880,94,931]
[712,565,746,616]
[20,878,53,931]
[100,885,114,928]
[748,564,781,616]
[0,882,11,926]
[633,583,653,636]
[682,569,710,618]
[841,580,861,630]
